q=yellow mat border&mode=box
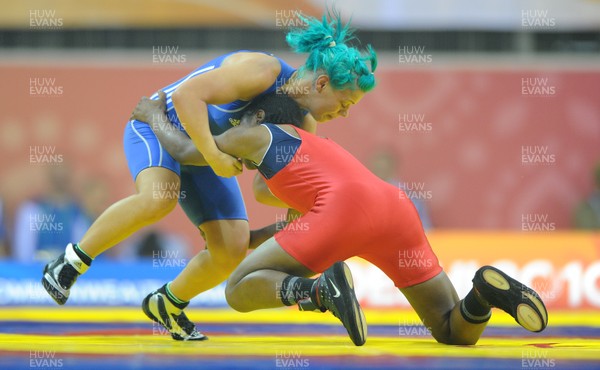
[1,334,599,361]
[1,307,598,327]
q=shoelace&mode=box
[318,279,340,318]
[173,312,196,335]
[58,263,79,289]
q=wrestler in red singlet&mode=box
[259,123,443,288]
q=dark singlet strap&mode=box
[256,124,301,179]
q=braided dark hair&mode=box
[244,93,304,127]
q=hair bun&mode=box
[285,8,377,92]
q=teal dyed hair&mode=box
[286,9,377,92]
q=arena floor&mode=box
[0,307,598,369]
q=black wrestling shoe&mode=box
[42,243,90,305]
[142,285,207,341]
[314,262,367,346]
[473,265,548,332]
[42,253,80,305]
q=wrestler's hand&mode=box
[205,150,243,177]
[130,91,168,124]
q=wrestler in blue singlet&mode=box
[123,51,296,226]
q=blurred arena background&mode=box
[0,1,599,369]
